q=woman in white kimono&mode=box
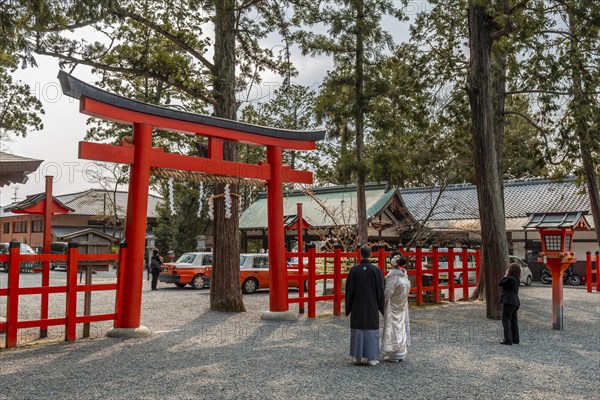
[380,250,411,362]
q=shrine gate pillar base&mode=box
[261,310,298,321]
[106,326,152,338]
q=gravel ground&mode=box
[0,272,598,400]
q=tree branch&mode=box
[35,48,215,105]
[504,110,546,134]
[113,8,215,73]
[32,18,106,33]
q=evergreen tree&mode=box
[293,0,408,244]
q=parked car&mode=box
[509,255,533,286]
[438,253,477,284]
[160,252,308,293]
[0,243,38,272]
[0,243,7,271]
[50,242,68,270]
[237,253,308,294]
[159,252,213,289]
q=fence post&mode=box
[308,244,316,318]
[432,247,440,304]
[298,254,305,315]
[475,246,481,283]
[415,247,423,306]
[462,246,469,300]
[333,244,342,316]
[6,240,21,348]
[65,241,79,342]
[586,251,592,293]
[296,203,305,314]
[114,241,127,328]
[596,251,600,293]
[377,245,386,275]
[447,246,455,302]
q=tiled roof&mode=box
[55,190,161,218]
[0,151,43,187]
[400,177,590,221]
[240,177,595,231]
[52,226,123,239]
[240,183,410,230]
[3,193,75,213]
[1,189,161,219]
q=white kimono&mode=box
[380,268,411,361]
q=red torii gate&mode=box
[58,72,325,333]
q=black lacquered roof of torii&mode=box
[57,71,326,143]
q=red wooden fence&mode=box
[585,251,600,293]
[0,241,126,348]
[286,245,481,318]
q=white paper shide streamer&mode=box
[208,196,214,220]
[168,178,175,215]
[224,184,232,219]
[197,182,204,217]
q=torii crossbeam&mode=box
[58,71,325,332]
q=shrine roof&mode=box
[0,151,43,187]
[58,71,326,142]
[3,193,74,215]
[240,177,596,231]
[523,212,590,230]
[240,183,415,230]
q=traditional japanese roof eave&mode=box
[59,228,118,241]
[523,211,591,230]
[4,193,74,215]
[240,184,419,231]
[0,151,43,187]
[367,189,418,226]
[283,215,313,231]
[58,71,326,143]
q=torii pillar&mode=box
[119,123,153,334]
[262,146,296,320]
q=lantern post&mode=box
[524,212,590,330]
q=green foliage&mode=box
[153,179,211,255]
[515,1,600,178]
[0,55,44,140]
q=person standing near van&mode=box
[150,249,163,291]
[499,263,521,345]
[345,245,385,366]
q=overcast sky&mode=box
[0,2,417,205]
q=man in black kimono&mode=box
[345,245,385,366]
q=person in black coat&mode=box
[150,249,163,291]
[499,262,521,345]
[345,245,385,366]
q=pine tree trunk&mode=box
[210,0,245,312]
[466,2,508,319]
[569,12,600,248]
[355,0,368,245]
[492,48,507,212]
[472,31,509,301]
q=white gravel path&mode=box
[0,272,598,400]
